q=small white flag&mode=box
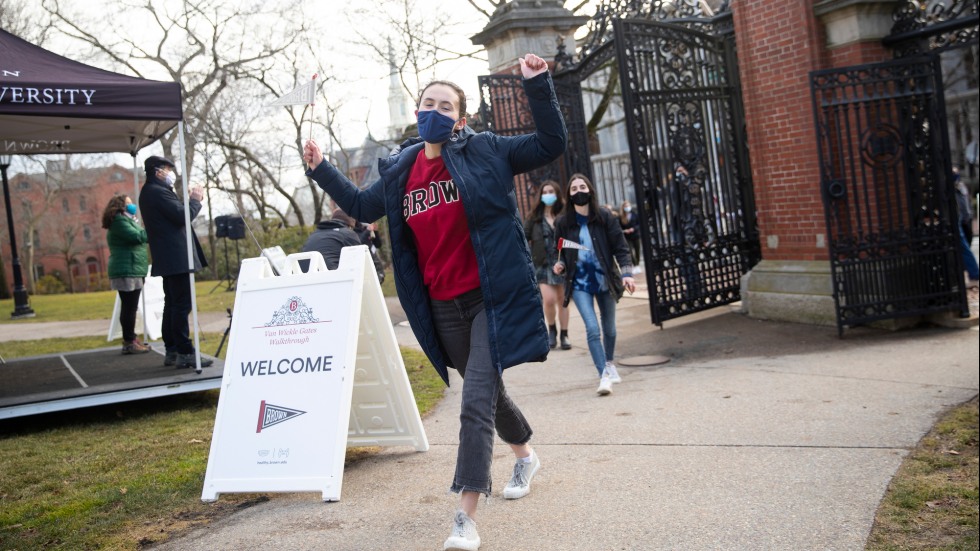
[558,237,590,252]
[269,75,317,107]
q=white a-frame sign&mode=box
[202,246,429,502]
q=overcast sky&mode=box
[316,0,493,146]
[5,0,599,195]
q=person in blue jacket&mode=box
[303,53,566,551]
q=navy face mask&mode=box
[417,109,458,144]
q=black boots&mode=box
[176,352,214,369]
[549,325,572,350]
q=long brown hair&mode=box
[526,180,564,224]
[101,194,128,229]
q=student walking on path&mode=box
[525,180,572,350]
[302,53,566,551]
[554,173,636,396]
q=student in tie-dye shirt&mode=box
[553,173,636,396]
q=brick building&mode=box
[1,160,142,292]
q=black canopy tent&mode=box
[0,28,207,372]
[0,28,181,154]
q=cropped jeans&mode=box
[430,288,533,496]
[571,288,617,377]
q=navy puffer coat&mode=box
[306,72,567,385]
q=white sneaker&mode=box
[444,510,480,551]
[604,361,622,383]
[597,373,613,395]
[503,450,540,499]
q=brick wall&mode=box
[1,164,139,292]
[731,0,891,262]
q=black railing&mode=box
[614,18,759,324]
[478,2,760,326]
[885,0,979,56]
[810,56,970,334]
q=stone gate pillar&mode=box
[733,0,899,325]
[470,1,586,74]
[469,1,587,217]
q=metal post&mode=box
[177,122,203,373]
[0,155,36,319]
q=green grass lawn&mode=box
[866,396,979,551]
[0,267,433,550]
[0,334,442,550]
[0,270,396,324]
[0,280,235,323]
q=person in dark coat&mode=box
[138,155,212,369]
[101,194,151,355]
[953,166,974,244]
[554,173,636,396]
[300,209,365,270]
[303,53,565,551]
[344,213,387,283]
[619,199,641,268]
[524,180,571,350]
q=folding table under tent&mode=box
[0,28,220,420]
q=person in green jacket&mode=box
[101,194,151,354]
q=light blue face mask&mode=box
[417,109,458,144]
[541,193,557,206]
[125,203,138,215]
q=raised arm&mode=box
[116,217,148,245]
[503,54,568,175]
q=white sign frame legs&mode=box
[346,248,429,452]
[202,246,428,502]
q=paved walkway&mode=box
[153,287,976,551]
[3,280,977,550]
[0,312,232,343]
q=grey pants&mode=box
[430,288,533,496]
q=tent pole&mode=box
[132,153,140,203]
[132,153,150,344]
[178,121,202,373]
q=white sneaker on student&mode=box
[444,510,480,551]
[604,361,622,383]
[597,372,613,395]
[503,450,540,499]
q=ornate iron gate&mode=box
[612,18,759,324]
[478,3,759,326]
[811,56,969,334]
